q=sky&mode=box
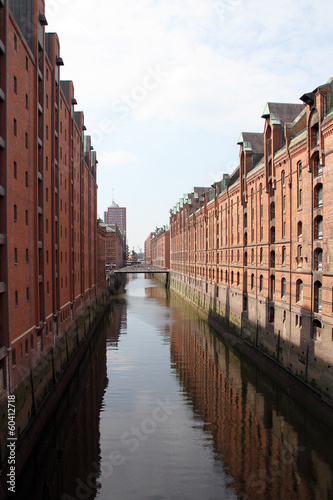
[45,0,333,252]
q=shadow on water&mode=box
[14,306,113,500]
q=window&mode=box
[269,306,275,323]
[25,133,28,148]
[312,320,321,340]
[314,281,322,313]
[282,246,286,265]
[260,247,263,265]
[270,250,275,268]
[14,248,18,264]
[12,349,16,366]
[251,273,255,290]
[46,188,48,202]
[15,291,18,307]
[14,33,17,51]
[283,195,286,212]
[14,205,17,221]
[25,210,28,225]
[312,151,322,177]
[26,287,29,302]
[26,56,28,71]
[297,221,302,239]
[270,275,275,299]
[314,216,323,240]
[281,278,286,298]
[25,171,28,187]
[47,282,49,295]
[25,94,28,109]
[46,219,48,233]
[283,221,286,238]
[282,170,285,187]
[298,161,302,180]
[314,248,323,271]
[13,119,17,136]
[296,279,303,304]
[14,76,17,93]
[314,183,323,208]
[260,275,263,292]
[46,250,49,264]
[298,189,302,207]
[13,161,17,179]
[297,245,303,267]
[237,272,240,287]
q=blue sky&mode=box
[46,0,333,252]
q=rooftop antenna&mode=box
[112,188,115,204]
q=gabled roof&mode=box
[261,103,304,125]
[237,132,264,153]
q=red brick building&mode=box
[99,222,125,270]
[169,80,333,401]
[104,201,126,242]
[145,227,170,269]
[144,232,154,264]
[0,0,101,394]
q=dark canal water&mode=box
[16,275,333,499]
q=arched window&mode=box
[282,246,286,265]
[314,183,323,208]
[296,279,303,304]
[260,275,263,292]
[237,272,240,287]
[270,250,275,268]
[244,251,248,266]
[297,245,303,267]
[310,110,319,149]
[312,151,322,177]
[231,271,234,285]
[270,201,275,220]
[260,247,263,265]
[225,270,228,283]
[251,273,255,290]
[314,215,323,240]
[314,281,322,313]
[270,227,275,244]
[281,170,285,187]
[251,248,254,263]
[298,161,302,180]
[297,221,302,239]
[314,248,323,271]
[270,275,275,299]
[281,278,286,298]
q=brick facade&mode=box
[167,80,333,400]
[0,0,102,394]
[146,227,170,269]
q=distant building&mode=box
[104,201,126,242]
[99,222,125,270]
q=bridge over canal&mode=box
[114,265,170,288]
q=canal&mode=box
[16,274,333,499]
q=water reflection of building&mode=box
[169,298,333,500]
[16,320,108,499]
[106,300,127,346]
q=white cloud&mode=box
[98,151,138,167]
